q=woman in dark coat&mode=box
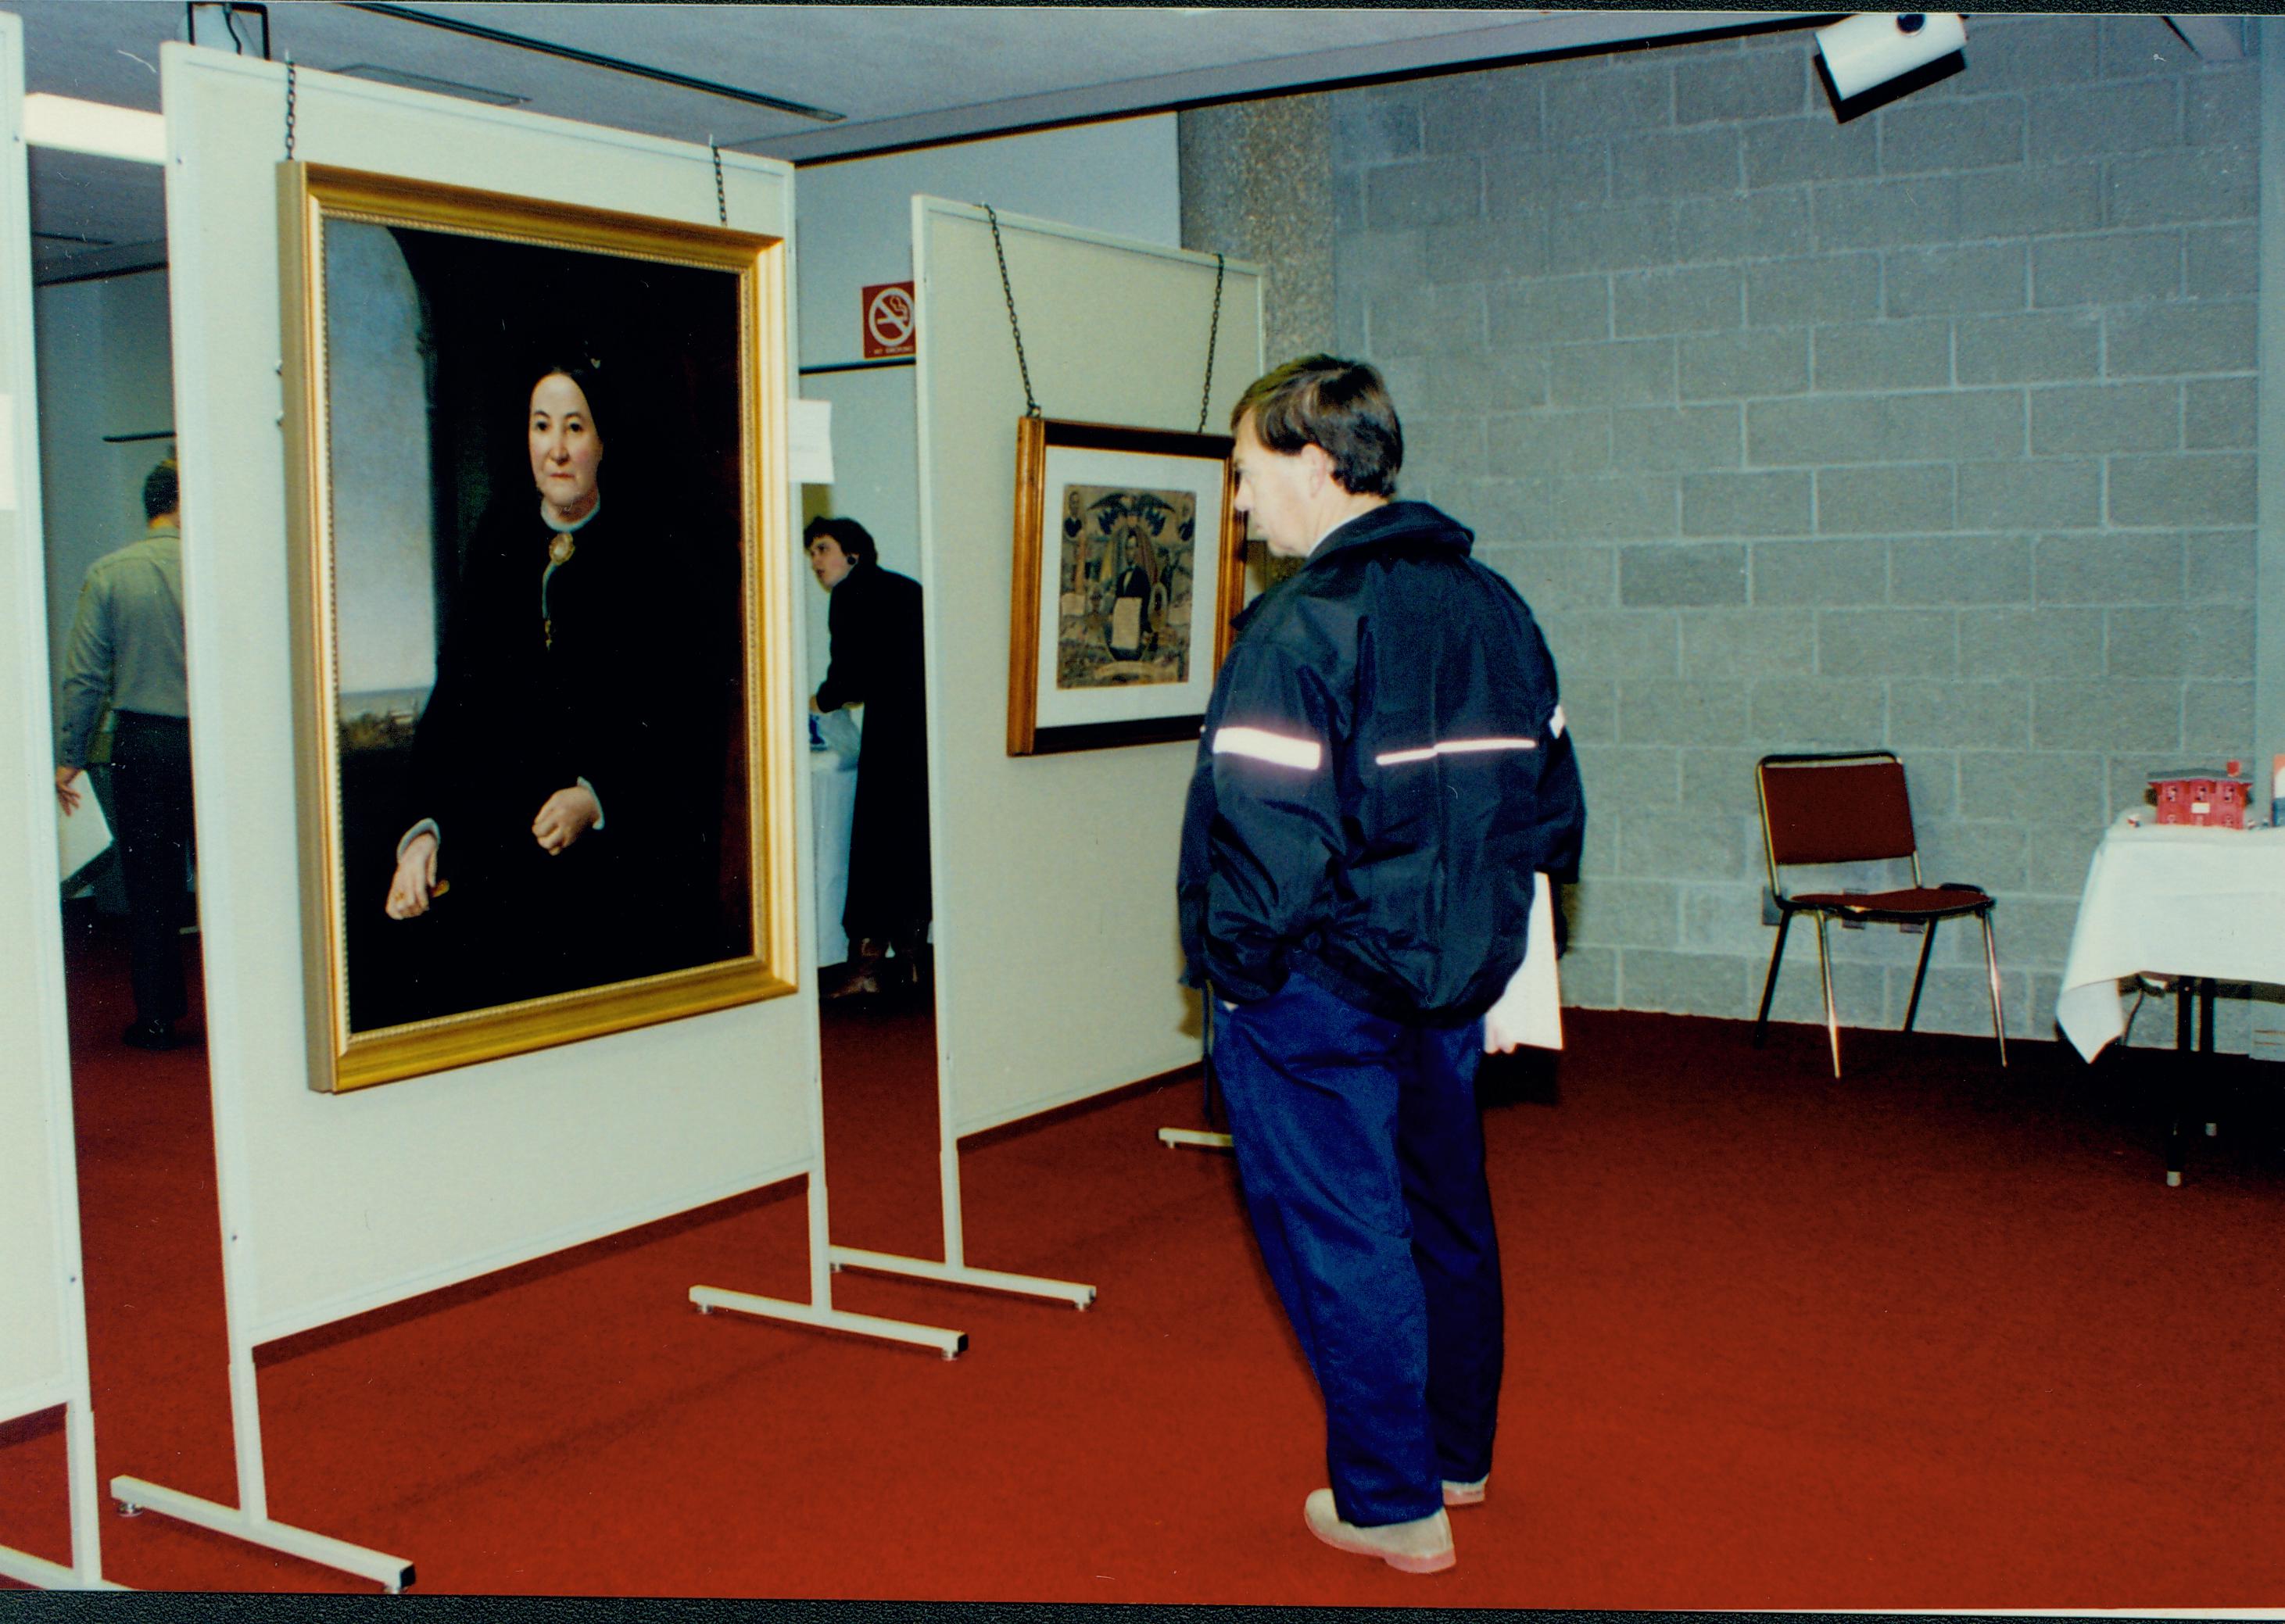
[381,362,733,1019]
[805,515,930,994]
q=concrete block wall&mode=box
[1323,15,2262,1044]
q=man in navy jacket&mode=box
[1177,356,1585,1574]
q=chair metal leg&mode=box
[1753,910,1793,1047]
[1901,917,1939,1033]
[1979,908,2007,1068]
[1813,913,1840,1078]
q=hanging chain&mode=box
[283,57,296,161]
[1197,252,1226,435]
[710,138,727,227]
[983,203,1040,418]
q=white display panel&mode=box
[0,485,70,1426]
[162,49,818,1343]
[0,11,110,1587]
[0,10,77,1425]
[912,199,1262,1136]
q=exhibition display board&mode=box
[901,198,1261,1277]
[95,44,952,1590]
[163,50,817,1345]
[0,12,111,1590]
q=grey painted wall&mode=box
[1187,14,2264,1047]
[36,269,174,710]
[34,270,174,916]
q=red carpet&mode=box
[5,916,2284,1605]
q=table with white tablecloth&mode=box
[2058,814,2285,1058]
[2056,810,2285,1181]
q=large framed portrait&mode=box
[277,163,797,1093]
[1006,417,1248,755]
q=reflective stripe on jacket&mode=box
[1177,500,1586,1025]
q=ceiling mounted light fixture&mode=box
[1814,13,1967,122]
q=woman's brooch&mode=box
[545,533,575,649]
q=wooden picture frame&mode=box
[1006,416,1247,756]
[277,162,798,1093]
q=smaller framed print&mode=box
[1007,417,1247,756]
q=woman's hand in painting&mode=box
[532,784,600,855]
[386,831,439,919]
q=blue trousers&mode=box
[1212,969,1504,1527]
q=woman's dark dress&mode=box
[816,559,930,950]
[387,503,736,1020]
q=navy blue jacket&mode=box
[1177,500,1585,1025]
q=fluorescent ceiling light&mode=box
[22,95,167,165]
[349,3,844,123]
[328,63,529,106]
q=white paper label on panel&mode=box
[788,399,834,485]
[0,395,16,511]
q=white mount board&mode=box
[163,48,821,1343]
[0,458,73,1423]
[0,9,79,1422]
[912,198,1262,1137]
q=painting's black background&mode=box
[339,225,754,1032]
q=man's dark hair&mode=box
[1230,355,1403,496]
[142,457,179,522]
[804,514,875,569]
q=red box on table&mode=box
[2147,764,2251,828]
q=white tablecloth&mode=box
[810,749,858,968]
[2055,812,2285,1060]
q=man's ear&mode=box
[1298,440,1338,492]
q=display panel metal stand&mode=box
[1159,1007,1231,1154]
[690,1065,972,1353]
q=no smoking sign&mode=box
[861,281,915,359]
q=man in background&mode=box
[54,457,195,1051]
[1178,357,1585,1574]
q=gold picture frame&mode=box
[278,162,798,1093]
[1006,416,1248,756]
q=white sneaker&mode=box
[1302,1488,1455,1574]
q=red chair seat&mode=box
[1789,885,1989,917]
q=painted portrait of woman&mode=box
[325,220,751,1035]
[378,359,738,1019]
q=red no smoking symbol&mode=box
[862,281,915,358]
